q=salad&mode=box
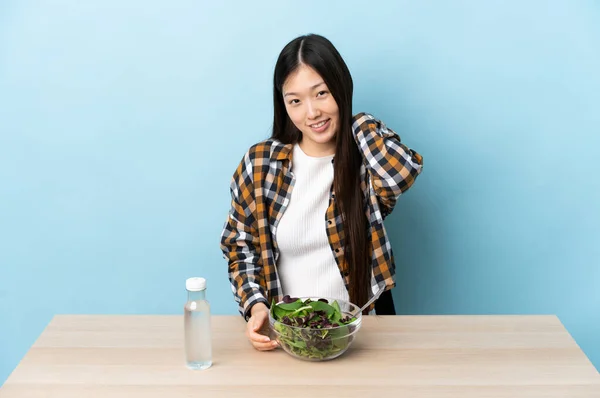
[269,295,359,360]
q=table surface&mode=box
[1,315,599,397]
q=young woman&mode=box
[220,34,423,351]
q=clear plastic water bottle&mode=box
[184,277,212,370]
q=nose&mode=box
[306,100,321,120]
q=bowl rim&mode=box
[268,296,362,332]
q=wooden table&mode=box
[1,315,599,397]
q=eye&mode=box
[317,90,328,97]
[288,99,300,105]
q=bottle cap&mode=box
[186,277,206,291]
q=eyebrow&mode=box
[283,82,326,97]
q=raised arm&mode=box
[352,112,423,217]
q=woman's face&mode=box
[282,64,339,157]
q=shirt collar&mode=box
[273,142,294,161]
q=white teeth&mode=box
[311,120,327,128]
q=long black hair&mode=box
[271,34,370,311]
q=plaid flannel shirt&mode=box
[220,112,423,319]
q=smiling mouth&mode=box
[310,119,330,128]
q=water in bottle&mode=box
[184,277,212,370]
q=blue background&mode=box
[1,0,599,384]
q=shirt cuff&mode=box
[242,295,270,322]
